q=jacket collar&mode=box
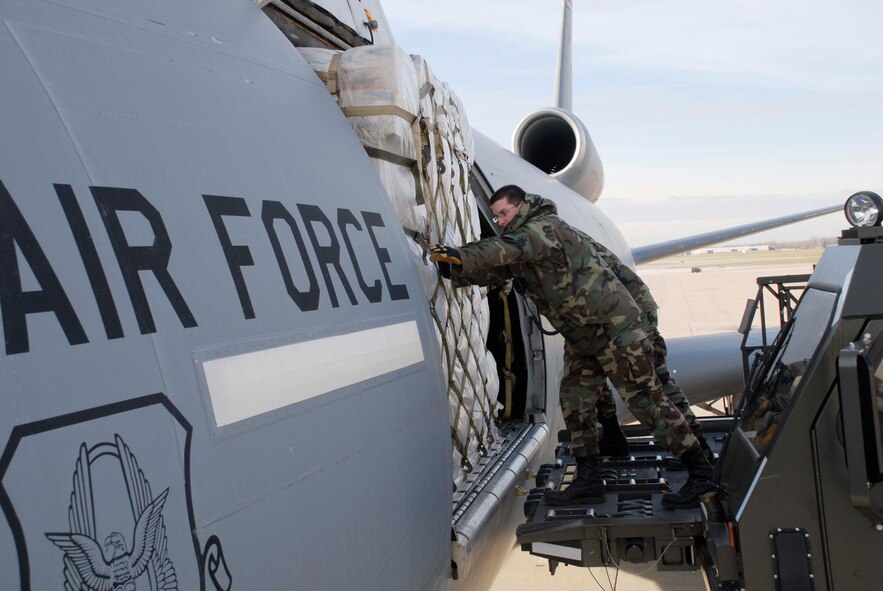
[503,193,558,234]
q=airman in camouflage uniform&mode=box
[429,185,714,508]
[590,239,714,461]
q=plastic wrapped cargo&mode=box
[299,44,501,490]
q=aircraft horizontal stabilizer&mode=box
[632,204,840,264]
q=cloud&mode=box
[601,192,852,245]
[379,1,883,245]
[576,1,883,92]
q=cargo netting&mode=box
[300,45,501,489]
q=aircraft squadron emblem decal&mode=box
[0,394,208,590]
[45,435,178,591]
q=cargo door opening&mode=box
[468,169,543,426]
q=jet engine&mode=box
[511,107,604,203]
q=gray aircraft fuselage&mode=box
[0,1,460,589]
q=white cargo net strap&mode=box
[299,45,498,488]
[340,104,425,207]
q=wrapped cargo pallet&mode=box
[300,45,500,489]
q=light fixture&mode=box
[844,191,883,227]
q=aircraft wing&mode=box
[631,204,841,264]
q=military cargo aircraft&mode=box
[0,1,842,589]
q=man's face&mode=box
[490,199,522,230]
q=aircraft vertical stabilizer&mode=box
[553,0,573,111]
[511,0,604,202]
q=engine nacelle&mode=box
[511,107,604,203]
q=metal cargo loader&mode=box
[517,201,883,591]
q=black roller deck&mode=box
[517,418,732,577]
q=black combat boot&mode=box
[598,415,629,457]
[544,456,606,506]
[661,446,715,509]
[663,432,714,470]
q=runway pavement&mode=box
[489,248,824,591]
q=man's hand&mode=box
[428,244,461,278]
[428,244,462,265]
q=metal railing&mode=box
[738,273,811,391]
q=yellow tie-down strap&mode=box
[499,288,515,420]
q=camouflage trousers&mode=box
[560,328,698,457]
[595,313,701,435]
[643,327,700,432]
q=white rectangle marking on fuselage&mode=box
[204,321,424,427]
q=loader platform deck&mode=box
[517,417,732,575]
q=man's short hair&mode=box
[490,184,526,206]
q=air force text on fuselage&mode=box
[0,180,409,356]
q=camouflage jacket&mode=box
[451,194,642,354]
[593,240,658,317]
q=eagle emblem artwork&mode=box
[0,396,208,590]
[45,436,177,591]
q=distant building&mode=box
[684,244,772,255]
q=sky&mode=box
[378,0,883,247]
